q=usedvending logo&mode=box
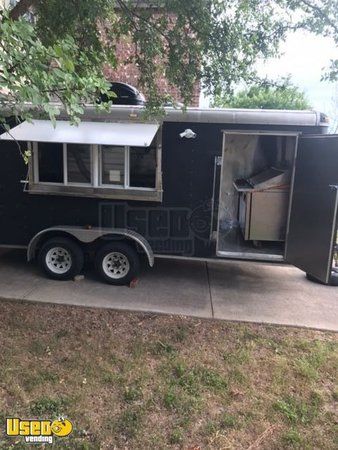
[6,417,73,444]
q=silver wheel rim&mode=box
[46,247,72,274]
[102,252,130,279]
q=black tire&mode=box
[38,237,84,281]
[94,241,140,285]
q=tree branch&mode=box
[298,0,338,35]
[115,0,169,41]
[9,0,36,20]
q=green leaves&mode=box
[0,9,112,126]
[214,79,311,110]
[1,0,337,124]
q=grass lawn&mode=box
[0,300,337,449]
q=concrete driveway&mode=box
[0,250,337,331]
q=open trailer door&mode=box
[285,135,338,284]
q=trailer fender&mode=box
[27,226,154,267]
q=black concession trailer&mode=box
[0,105,337,286]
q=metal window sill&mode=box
[27,183,163,202]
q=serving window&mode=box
[0,118,162,201]
[30,136,162,201]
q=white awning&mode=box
[0,119,159,147]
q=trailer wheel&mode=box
[95,242,140,285]
[38,237,84,281]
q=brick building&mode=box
[3,0,201,106]
[103,40,201,107]
[104,4,201,107]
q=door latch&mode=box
[215,156,222,166]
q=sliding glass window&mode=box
[38,143,63,183]
[130,145,156,188]
[100,146,126,187]
[66,144,91,184]
[34,141,158,192]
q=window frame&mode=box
[98,145,129,190]
[64,143,93,187]
[33,142,93,187]
[29,130,163,202]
